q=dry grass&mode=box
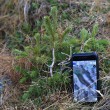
[0,44,35,109]
[0,0,110,110]
[106,11,110,26]
[0,0,25,37]
[0,45,21,106]
[0,48,110,109]
[0,45,21,83]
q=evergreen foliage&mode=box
[12,6,110,107]
[1,0,110,109]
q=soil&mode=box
[0,0,110,109]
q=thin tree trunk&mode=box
[50,48,55,77]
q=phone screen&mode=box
[73,60,97,102]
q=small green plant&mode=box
[13,7,71,106]
[79,23,110,52]
[13,6,110,109]
[22,73,70,100]
[6,31,25,49]
[47,0,59,6]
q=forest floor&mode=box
[0,0,110,110]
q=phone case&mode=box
[71,52,100,103]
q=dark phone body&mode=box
[71,52,100,103]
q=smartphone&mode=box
[72,52,99,103]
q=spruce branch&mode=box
[62,27,71,40]
[58,46,73,69]
[44,16,55,44]
[51,6,58,32]
[61,52,70,57]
